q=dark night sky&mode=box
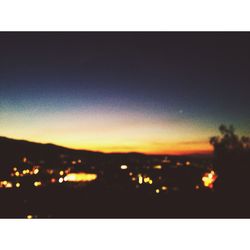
[0,33,249,154]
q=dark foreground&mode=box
[1,185,250,218]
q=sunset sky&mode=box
[0,33,249,154]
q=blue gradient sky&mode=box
[0,33,249,154]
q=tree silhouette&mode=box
[210,125,250,192]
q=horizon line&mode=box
[0,135,213,156]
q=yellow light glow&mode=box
[129,172,133,176]
[77,159,82,163]
[6,182,13,188]
[15,171,20,177]
[202,170,217,189]
[22,169,28,174]
[22,157,27,163]
[72,161,76,165]
[63,172,97,182]
[149,180,153,184]
[155,189,160,194]
[16,182,21,188]
[120,165,128,170]
[13,167,17,171]
[27,215,33,219]
[34,181,42,187]
[138,174,143,184]
[59,170,64,176]
[185,161,191,166]
[161,186,168,191]
[153,165,162,170]
[34,169,39,175]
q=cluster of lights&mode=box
[22,169,30,175]
[137,174,153,185]
[11,166,39,177]
[0,180,13,188]
[155,186,168,194]
[202,170,217,189]
[0,155,98,190]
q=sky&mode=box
[0,32,250,154]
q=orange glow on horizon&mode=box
[71,141,213,155]
[0,135,213,155]
[1,107,216,155]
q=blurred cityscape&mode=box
[0,136,218,218]
[0,124,249,218]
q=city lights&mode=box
[63,173,97,182]
[143,176,153,184]
[34,181,42,187]
[22,169,30,175]
[202,170,217,189]
[131,177,137,181]
[33,168,39,175]
[153,165,162,170]
[5,182,13,188]
[51,178,56,183]
[59,177,64,183]
[120,165,128,170]
[138,174,143,184]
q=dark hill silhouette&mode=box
[0,136,150,175]
[0,136,210,176]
